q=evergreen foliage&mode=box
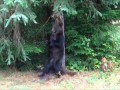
[0,0,120,71]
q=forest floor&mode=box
[0,68,120,90]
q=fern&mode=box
[6,49,14,65]
[24,44,43,54]
[14,0,28,8]
[0,38,14,65]
[53,0,77,15]
[4,0,14,6]
[5,13,29,27]
[102,0,120,5]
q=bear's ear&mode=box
[58,4,62,11]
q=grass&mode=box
[0,68,120,90]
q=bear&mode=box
[39,11,65,78]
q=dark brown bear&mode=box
[39,10,66,78]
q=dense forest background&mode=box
[0,0,120,71]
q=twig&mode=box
[40,15,51,30]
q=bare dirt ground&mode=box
[0,68,120,90]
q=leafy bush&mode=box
[65,6,120,71]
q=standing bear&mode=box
[39,10,66,78]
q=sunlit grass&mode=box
[0,68,120,90]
